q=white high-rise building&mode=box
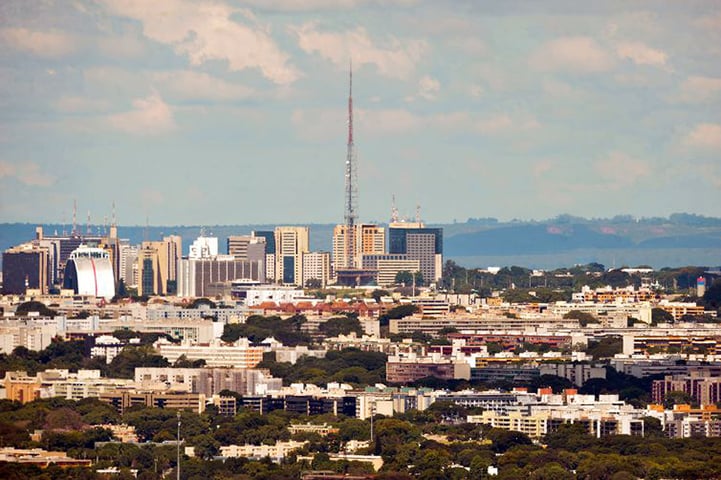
[302,252,332,288]
[189,235,218,259]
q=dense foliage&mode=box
[221,314,312,346]
[1,387,721,479]
[259,348,387,386]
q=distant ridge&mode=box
[2,213,720,270]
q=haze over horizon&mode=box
[1,1,720,225]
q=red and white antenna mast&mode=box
[343,60,358,269]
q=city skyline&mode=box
[1,1,721,225]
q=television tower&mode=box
[343,61,358,269]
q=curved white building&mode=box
[63,246,115,299]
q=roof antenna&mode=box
[72,199,78,236]
[391,194,399,223]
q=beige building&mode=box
[274,226,309,285]
[137,235,181,296]
[220,440,308,461]
[157,339,265,368]
[332,223,385,271]
[302,251,332,287]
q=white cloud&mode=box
[0,27,78,57]
[99,0,299,84]
[152,71,255,102]
[592,152,650,190]
[0,161,55,187]
[106,94,177,135]
[97,32,146,58]
[237,0,417,10]
[685,123,721,149]
[54,96,112,113]
[530,36,614,73]
[292,23,425,79]
[679,76,721,103]
[417,75,440,100]
[616,41,668,68]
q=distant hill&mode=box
[2,213,720,269]
[444,224,634,255]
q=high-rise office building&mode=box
[227,236,266,262]
[2,243,50,294]
[302,251,332,288]
[388,222,443,285]
[188,235,217,259]
[136,236,182,296]
[274,227,309,286]
[361,254,420,288]
[332,223,385,274]
[251,231,275,255]
[177,256,264,297]
[119,243,138,285]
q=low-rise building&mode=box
[98,389,206,414]
[220,440,308,462]
[0,447,92,467]
[156,338,264,368]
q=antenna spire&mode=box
[72,199,78,236]
[343,59,358,268]
[391,194,399,223]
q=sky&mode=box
[1,0,720,226]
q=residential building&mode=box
[220,440,308,462]
[134,367,282,396]
[156,338,265,368]
[652,371,721,406]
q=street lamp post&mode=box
[177,411,181,480]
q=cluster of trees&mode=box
[440,260,719,298]
[258,348,387,386]
[221,314,312,346]
[0,337,172,380]
[4,388,721,479]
